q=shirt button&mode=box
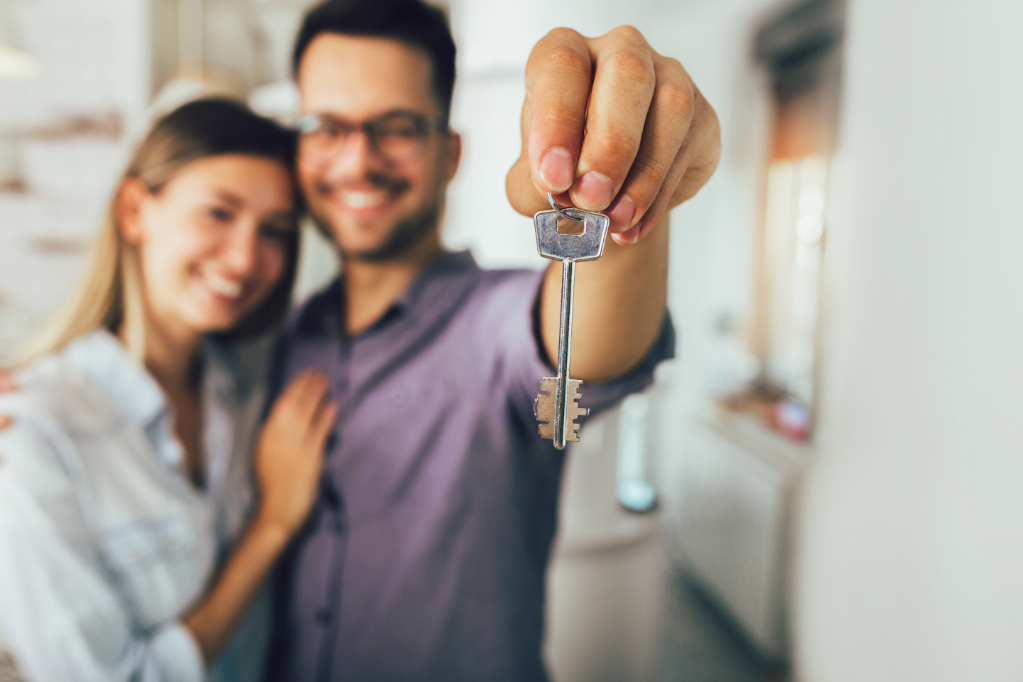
[315,607,332,626]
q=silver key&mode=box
[532,193,610,449]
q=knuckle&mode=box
[657,81,696,120]
[660,56,686,76]
[661,148,692,195]
[541,108,586,133]
[635,155,672,190]
[541,43,592,79]
[603,49,654,86]
[545,26,583,43]
[611,25,646,44]
[591,130,640,163]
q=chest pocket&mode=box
[99,514,207,628]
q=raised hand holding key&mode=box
[533,193,610,449]
[506,26,718,422]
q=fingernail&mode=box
[0,376,14,392]
[611,221,642,245]
[607,194,637,230]
[574,171,614,211]
[539,148,574,192]
[0,415,10,430]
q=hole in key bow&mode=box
[557,215,586,235]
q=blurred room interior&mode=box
[1,0,1021,680]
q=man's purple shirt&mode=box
[266,251,674,681]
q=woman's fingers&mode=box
[265,370,336,456]
[274,371,328,421]
[306,399,338,452]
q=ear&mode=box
[445,130,462,182]
[115,178,150,246]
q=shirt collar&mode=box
[295,250,480,338]
[393,250,477,313]
[64,329,167,426]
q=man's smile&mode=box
[317,177,411,216]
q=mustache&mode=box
[314,172,409,197]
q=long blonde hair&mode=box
[16,98,302,366]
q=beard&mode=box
[311,174,444,263]
[344,199,441,263]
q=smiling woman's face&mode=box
[122,154,296,337]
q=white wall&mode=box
[0,0,150,360]
[445,0,776,348]
[795,1,1023,680]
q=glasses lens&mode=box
[373,113,430,161]
[299,115,352,157]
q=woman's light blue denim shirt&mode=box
[0,330,272,682]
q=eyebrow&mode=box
[265,209,297,225]
[212,189,245,208]
[311,108,431,121]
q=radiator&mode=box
[668,405,808,659]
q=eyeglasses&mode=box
[296,111,447,165]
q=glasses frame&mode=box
[296,110,448,165]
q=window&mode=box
[721,0,843,440]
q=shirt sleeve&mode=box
[494,269,677,428]
[0,420,205,682]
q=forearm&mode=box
[183,516,291,664]
[541,213,669,382]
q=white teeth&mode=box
[341,190,389,209]
[205,272,243,299]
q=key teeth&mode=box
[536,377,589,442]
[565,420,582,442]
[536,376,557,439]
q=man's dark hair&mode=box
[293,0,457,123]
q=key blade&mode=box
[564,379,589,443]
[533,210,610,262]
[537,378,590,444]
[535,377,557,440]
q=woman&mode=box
[0,99,335,682]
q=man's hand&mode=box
[507,26,720,244]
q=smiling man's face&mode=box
[296,34,460,262]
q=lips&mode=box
[200,269,246,304]
[339,189,391,210]
[318,175,410,215]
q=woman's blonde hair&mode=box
[16,98,302,366]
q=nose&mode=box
[221,222,259,277]
[321,128,385,181]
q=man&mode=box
[265,0,719,680]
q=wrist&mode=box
[250,511,297,549]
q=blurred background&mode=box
[1,0,1021,680]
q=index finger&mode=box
[525,28,593,196]
[568,27,657,216]
[275,370,329,417]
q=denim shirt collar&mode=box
[64,329,168,427]
[62,329,244,480]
